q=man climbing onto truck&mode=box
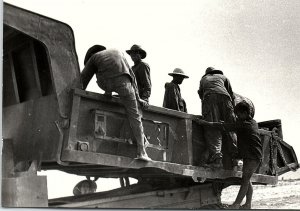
[195,101,262,209]
[198,67,237,168]
[80,45,151,161]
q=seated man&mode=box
[81,45,151,161]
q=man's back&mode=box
[200,73,231,99]
[91,49,132,79]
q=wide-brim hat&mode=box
[84,45,106,65]
[126,44,147,59]
[168,68,189,78]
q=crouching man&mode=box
[81,45,151,161]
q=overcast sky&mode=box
[3,0,300,198]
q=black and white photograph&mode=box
[1,0,300,209]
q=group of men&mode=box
[80,44,262,209]
[80,44,236,167]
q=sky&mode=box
[3,0,300,198]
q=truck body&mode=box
[2,3,299,208]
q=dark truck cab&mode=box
[2,3,299,208]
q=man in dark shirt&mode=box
[163,68,188,112]
[195,101,262,209]
[126,44,151,102]
[198,67,237,168]
[81,45,151,161]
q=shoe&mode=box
[227,204,240,209]
[144,139,150,148]
[136,154,152,162]
[240,204,251,209]
[209,158,223,168]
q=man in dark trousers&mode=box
[126,44,151,102]
[81,45,151,161]
[198,67,237,168]
[163,68,189,112]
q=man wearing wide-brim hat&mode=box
[163,68,189,113]
[126,44,151,102]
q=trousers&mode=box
[202,93,237,161]
[98,75,145,154]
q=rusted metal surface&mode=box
[4,3,81,118]
[3,95,61,163]
[57,88,294,185]
[64,88,194,165]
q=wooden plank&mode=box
[2,176,48,207]
[8,52,20,103]
[185,118,193,165]
[30,41,42,97]
[50,184,217,208]
[61,149,277,184]
[67,94,82,150]
[74,88,194,119]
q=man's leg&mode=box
[221,96,238,169]
[230,159,259,208]
[202,95,223,167]
[204,128,222,166]
[113,76,151,161]
[241,182,253,209]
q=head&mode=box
[172,75,186,84]
[129,51,142,63]
[234,101,252,120]
[205,67,215,74]
[84,45,106,65]
[168,68,189,84]
[126,44,147,63]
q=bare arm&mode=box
[81,59,97,90]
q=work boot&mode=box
[144,136,150,148]
[227,204,240,209]
[136,153,152,161]
[136,140,152,161]
[240,204,251,209]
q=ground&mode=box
[221,179,300,209]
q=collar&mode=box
[203,70,224,77]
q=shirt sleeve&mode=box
[138,63,151,101]
[124,56,141,101]
[224,77,234,101]
[81,57,97,90]
[198,78,204,100]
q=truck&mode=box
[2,3,299,208]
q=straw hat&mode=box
[168,68,189,78]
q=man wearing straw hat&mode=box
[163,68,189,113]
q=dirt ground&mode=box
[221,179,300,209]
